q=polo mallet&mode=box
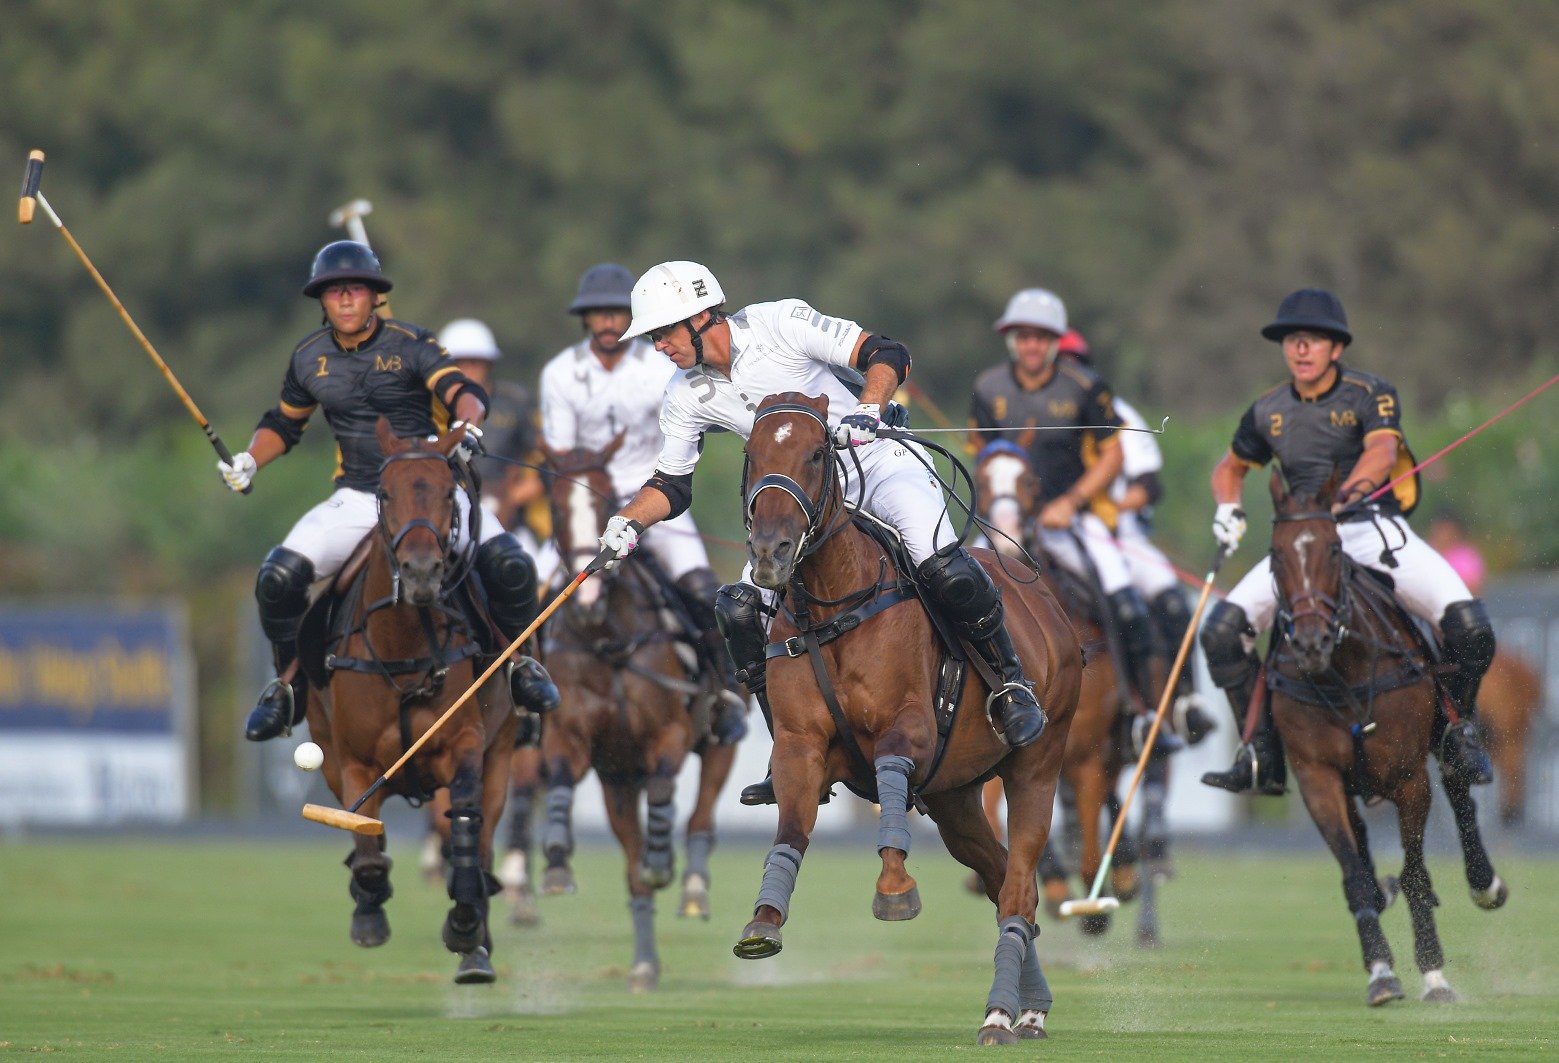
[328,197,392,318]
[18,149,249,491]
[302,543,616,834]
[1060,546,1228,919]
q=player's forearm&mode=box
[1211,452,1250,505]
[618,485,673,529]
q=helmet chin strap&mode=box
[687,310,722,365]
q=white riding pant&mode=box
[1037,513,1132,595]
[1225,513,1473,634]
[281,487,503,579]
[640,509,713,582]
[839,438,956,566]
[1116,512,1181,600]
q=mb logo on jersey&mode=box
[374,354,403,372]
[1330,409,1358,427]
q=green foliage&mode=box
[2,842,1556,1058]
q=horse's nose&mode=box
[400,555,444,603]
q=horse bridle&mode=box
[1271,509,1352,641]
[376,450,460,580]
[743,403,850,562]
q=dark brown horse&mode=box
[1266,471,1507,1006]
[303,421,513,984]
[537,436,738,992]
[733,394,1081,1045]
[972,440,1140,936]
[1479,649,1541,826]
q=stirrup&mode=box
[986,682,1046,748]
[244,678,297,742]
[1201,744,1286,796]
[1438,722,1494,786]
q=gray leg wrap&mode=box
[874,755,915,855]
[506,788,534,855]
[644,797,677,876]
[686,829,715,881]
[754,843,804,924]
[986,915,1033,1018]
[543,784,573,860]
[630,894,657,967]
[1019,937,1053,1013]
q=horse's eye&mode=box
[810,446,826,463]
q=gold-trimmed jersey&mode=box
[265,318,469,491]
[969,359,1121,505]
[1230,365,1419,515]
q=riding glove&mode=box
[218,451,258,492]
[1212,503,1247,552]
[450,421,485,462]
[832,403,881,448]
[599,515,644,570]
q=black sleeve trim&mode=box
[645,470,695,519]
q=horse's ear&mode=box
[376,417,406,456]
[1269,467,1288,508]
[603,429,627,461]
[1319,465,1346,507]
[434,423,465,459]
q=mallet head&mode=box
[329,198,374,247]
[1057,896,1121,919]
[18,149,44,225]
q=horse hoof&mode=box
[542,866,576,896]
[976,1024,1018,1046]
[1378,875,1399,910]
[1422,985,1459,1004]
[453,946,495,985]
[1079,913,1111,937]
[1014,1010,1048,1040]
[1367,975,1404,1007]
[964,871,986,896]
[628,960,659,993]
[733,919,782,960]
[638,861,675,891]
[872,885,922,922]
[1471,874,1508,910]
[1136,928,1162,950]
[350,909,390,948]
[679,885,711,921]
[507,887,541,927]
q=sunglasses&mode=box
[648,320,685,344]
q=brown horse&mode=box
[537,435,738,992]
[733,394,1081,1045]
[971,440,1139,936]
[302,421,513,984]
[1266,471,1507,1006]
[1479,649,1541,826]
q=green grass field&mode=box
[1,836,1553,1060]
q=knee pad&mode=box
[916,547,1000,631]
[715,582,769,682]
[1201,599,1257,690]
[675,567,722,627]
[1149,588,1192,645]
[255,546,315,644]
[1440,600,1495,673]
[476,534,538,630]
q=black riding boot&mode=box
[919,548,1046,748]
[1150,588,1216,745]
[1438,600,1496,786]
[714,583,786,805]
[476,536,559,715]
[1198,599,1286,795]
[246,547,314,742]
[677,568,749,745]
[1110,588,1182,755]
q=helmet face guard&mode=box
[303,240,392,298]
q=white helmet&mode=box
[621,261,725,341]
[438,318,500,361]
[994,288,1067,336]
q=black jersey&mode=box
[969,359,1121,504]
[1230,364,1420,515]
[472,380,538,487]
[261,318,471,491]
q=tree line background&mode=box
[1,0,1555,806]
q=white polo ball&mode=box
[293,741,325,772]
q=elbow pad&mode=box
[859,334,911,385]
[645,470,695,519]
[1130,471,1163,506]
[446,379,490,417]
[257,409,307,451]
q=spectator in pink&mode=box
[1426,509,1486,597]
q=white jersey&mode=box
[656,299,864,475]
[1109,396,1163,504]
[540,338,673,500]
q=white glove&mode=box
[599,515,643,569]
[831,403,882,448]
[218,451,257,492]
[450,421,484,462]
[1212,502,1247,553]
